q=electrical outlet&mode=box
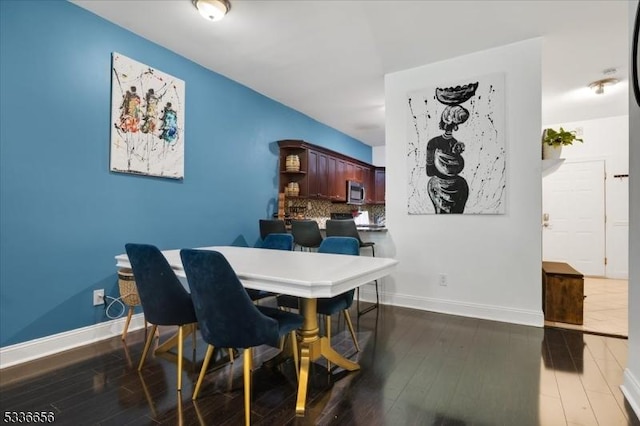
[439,273,448,287]
[93,289,105,306]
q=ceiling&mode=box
[72,0,630,147]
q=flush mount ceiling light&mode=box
[588,68,620,95]
[193,0,231,22]
[588,78,619,94]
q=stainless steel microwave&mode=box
[346,180,365,205]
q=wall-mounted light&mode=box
[193,0,231,22]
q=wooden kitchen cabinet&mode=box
[307,150,330,199]
[277,140,384,205]
[363,167,374,204]
[327,156,347,201]
[374,167,385,204]
[335,158,347,201]
[307,150,319,197]
[345,162,355,181]
[327,156,337,200]
[355,165,364,183]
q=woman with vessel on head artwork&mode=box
[426,82,477,214]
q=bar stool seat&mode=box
[259,219,287,240]
[291,219,323,251]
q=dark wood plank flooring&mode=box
[1,304,638,425]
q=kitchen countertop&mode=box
[319,225,387,232]
[355,225,387,232]
[285,223,387,232]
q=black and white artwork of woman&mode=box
[407,73,505,215]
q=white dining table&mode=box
[115,245,398,416]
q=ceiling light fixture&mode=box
[588,77,619,94]
[588,68,619,95]
[193,0,231,22]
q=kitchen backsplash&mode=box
[285,198,385,228]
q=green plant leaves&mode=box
[542,127,584,147]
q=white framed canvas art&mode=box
[407,72,506,214]
[110,53,185,179]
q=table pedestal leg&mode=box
[295,298,360,416]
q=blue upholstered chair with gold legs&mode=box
[277,236,361,369]
[261,233,294,251]
[125,243,198,392]
[326,219,379,316]
[180,249,303,426]
[246,233,295,302]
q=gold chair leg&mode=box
[243,348,253,426]
[177,325,184,391]
[192,324,197,367]
[138,324,157,371]
[344,310,360,352]
[228,348,235,364]
[290,330,299,382]
[193,344,214,400]
[121,306,134,341]
[325,315,332,371]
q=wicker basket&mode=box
[118,268,141,307]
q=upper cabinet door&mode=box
[374,168,385,204]
[317,152,329,199]
[327,156,337,200]
[307,150,319,198]
[336,159,347,201]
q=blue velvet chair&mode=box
[261,233,294,251]
[326,219,379,316]
[180,249,303,425]
[277,237,361,362]
[246,233,295,302]
[124,243,198,392]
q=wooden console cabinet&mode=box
[542,261,584,325]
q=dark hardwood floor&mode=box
[1,304,638,425]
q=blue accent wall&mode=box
[0,0,371,346]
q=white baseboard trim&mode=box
[606,272,629,280]
[621,368,640,419]
[0,314,146,369]
[359,289,544,327]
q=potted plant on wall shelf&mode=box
[542,127,583,160]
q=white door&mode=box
[542,160,606,276]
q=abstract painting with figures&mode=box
[110,52,185,179]
[407,72,506,215]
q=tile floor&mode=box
[545,277,628,337]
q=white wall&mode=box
[622,0,640,417]
[372,146,386,167]
[384,38,544,326]
[544,116,629,278]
